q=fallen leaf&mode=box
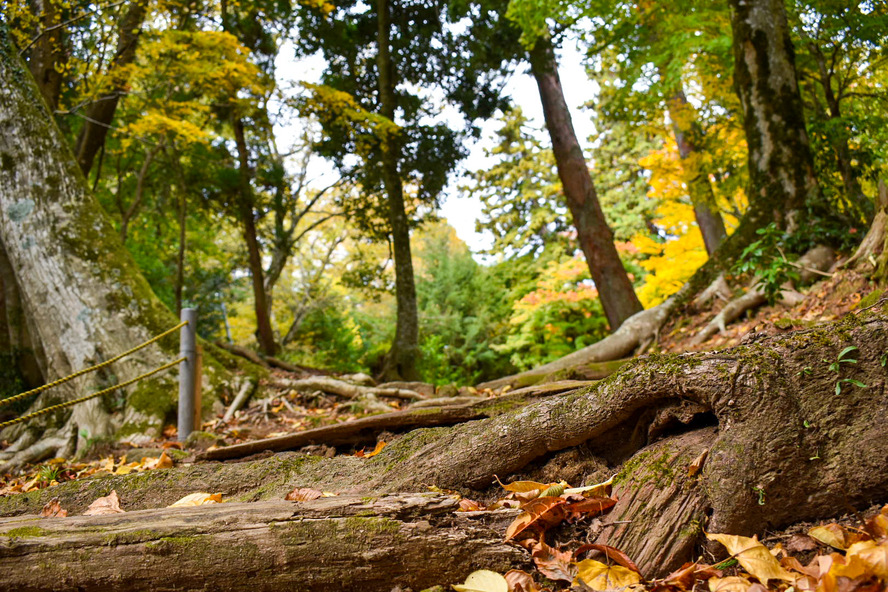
[574,543,642,575]
[531,540,575,582]
[708,576,753,592]
[39,498,67,518]
[84,490,125,515]
[452,569,509,592]
[161,441,183,450]
[564,475,614,497]
[458,498,484,512]
[364,441,386,458]
[505,497,567,541]
[504,569,538,592]
[847,540,888,579]
[865,506,888,540]
[659,562,721,589]
[574,558,642,590]
[706,533,795,584]
[784,534,819,554]
[168,492,223,507]
[285,487,324,502]
[564,496,618,521]
[495,475,550,493]
[688,448,709,477]
[809,524,851,550]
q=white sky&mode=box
[274,37,599,253]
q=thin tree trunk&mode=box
[528,36,643,330]
[667,90,728,255]
[377,0,419,380]
[175,188,187,315]
[119,144,160,243]
[27,0,66,111]
[73,0,148,177]
[807,43,869,220]
[233,117,277,356]
[729,0,819,228]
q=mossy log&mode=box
[0,493,527,592]
[4,306,888,580]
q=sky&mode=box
[275,37,600,253]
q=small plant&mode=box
[732,223,799,304]
[752,486,766,506]
[828,346,858,372]
[37,464,61,484]
[827,346,868,394]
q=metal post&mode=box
[178,308,197,442]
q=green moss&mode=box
[5,525,49,538]
[475,398,528,416]
[857,289,886,310]
[103,529,157,546]
[678,518,703,538]
[614,450,677,488]
[343,516,402,536]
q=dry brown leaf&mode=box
[285,487,324,502]
[688,448,709,477]
[574,559,642,590]
[458,498,484,512]
[504,569,538,592]
[168,492,223,507]
[809,524,851,550]
[574,543,642,575]
[39,498,67,518]
[564,496,618,521]
[531,540,575,582]
[505,497,567,541]
[706,533,795,584]
[865,506,888,540]
[84,490,125,515]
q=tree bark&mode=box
[729,0,819,228]
[377,0,420,381]
[0,24,235,466]
[72,0,148,177]
[232,117,277,356]
[26,0,66,112]
[0,494,527,592]
[668,90,728,255]
[528,36,643,330]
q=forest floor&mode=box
[1,269,885,591]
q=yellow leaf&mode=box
[494,475,549,493]
[573,559,642,590]
[847,540,888,579]
[452,569,508,592]
[808,524,849,549]
[168,493,223,507]
[706,533,795,584]
[707,576,753,592]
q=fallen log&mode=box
[198,405,488,461]
[0,493,527,592]
[269,376,425,401]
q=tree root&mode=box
[268,376,426,401]
[5,306,888,580]
[0,493,527,592]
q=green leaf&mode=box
[837,346,859,360]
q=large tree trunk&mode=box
[0,494,527,592]
[529,36,643,330]
[729,0,819,229]
[0,24,236,468]
[72,0,148,178]
[377,0,420,381]
[4,306,887,583]
[668,90,728,255]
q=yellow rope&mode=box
[0,320,187,409]
[0,356,186,429]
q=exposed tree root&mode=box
[0,493,527,592]
[478,288,687,391]
[4,306,888,582]
[268,376,427,401]
[692,246,836,346]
